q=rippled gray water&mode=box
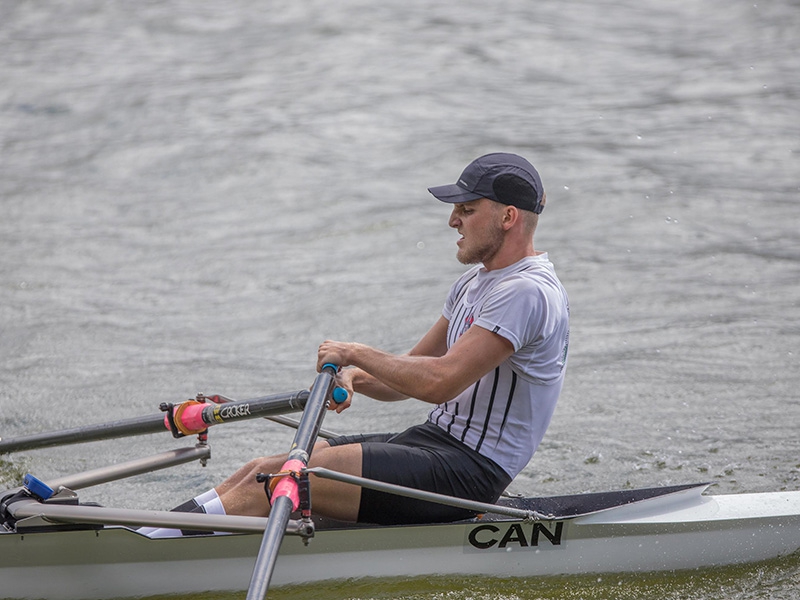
[1,1,799,598]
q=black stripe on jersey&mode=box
[453,270,478,304]
[429,402,458,434]
[496,371,518,442]
[449,302,471,346]
[447,271,479,346]
[460,379,481,443]
[432,404,444,426]
[446,402,458,435]
[474,367,500,453]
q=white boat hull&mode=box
[2,487,799,600]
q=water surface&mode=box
[1,1,798,598]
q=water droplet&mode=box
[416,241,425,250]
[563,185,569,190]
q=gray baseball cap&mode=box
[427,152,544,214]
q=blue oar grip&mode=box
[332,387,348,404]
[320,363,347,403]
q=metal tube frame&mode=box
[46,445,212,491]
[305,467,552,521]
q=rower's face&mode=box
[448,198,505,265]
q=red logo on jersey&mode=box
[459,314,474,338]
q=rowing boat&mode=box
[2,481,800,599]
[2,386,799,599]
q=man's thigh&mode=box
[356,441,488,525]
[306,442,363,522]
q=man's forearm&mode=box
[317,317,495,406]
[347,344,455,405]
[347,365,409,402]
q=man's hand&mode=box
[328,368,354,413]
[318,340,359,413]
[317,340,357,371]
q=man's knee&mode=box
[242,455,285,477]
[309,442,363,475]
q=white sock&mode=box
[137,489,226,538]
[202,495,226,516]
[195,488,220,506]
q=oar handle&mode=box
[321,363,349,404]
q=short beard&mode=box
[456,225,505,265]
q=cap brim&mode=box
[427,183,485,204]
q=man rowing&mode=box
[143,152,569,533]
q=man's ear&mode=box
[501,205,519,230]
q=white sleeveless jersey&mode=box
[428,254,569,478]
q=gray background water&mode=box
[1,1,798,598]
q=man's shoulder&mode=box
[496,263,560,291]
[447,265,482,293]
[487,265,568,313]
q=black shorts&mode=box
[326,422,511,525]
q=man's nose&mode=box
[448,210,460,228]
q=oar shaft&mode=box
[175,390,310,432]
[246,366,337,600]
[0,390,310,454]
[0,414,165,454]
[285,379,333,460]
[246,495,295,600]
